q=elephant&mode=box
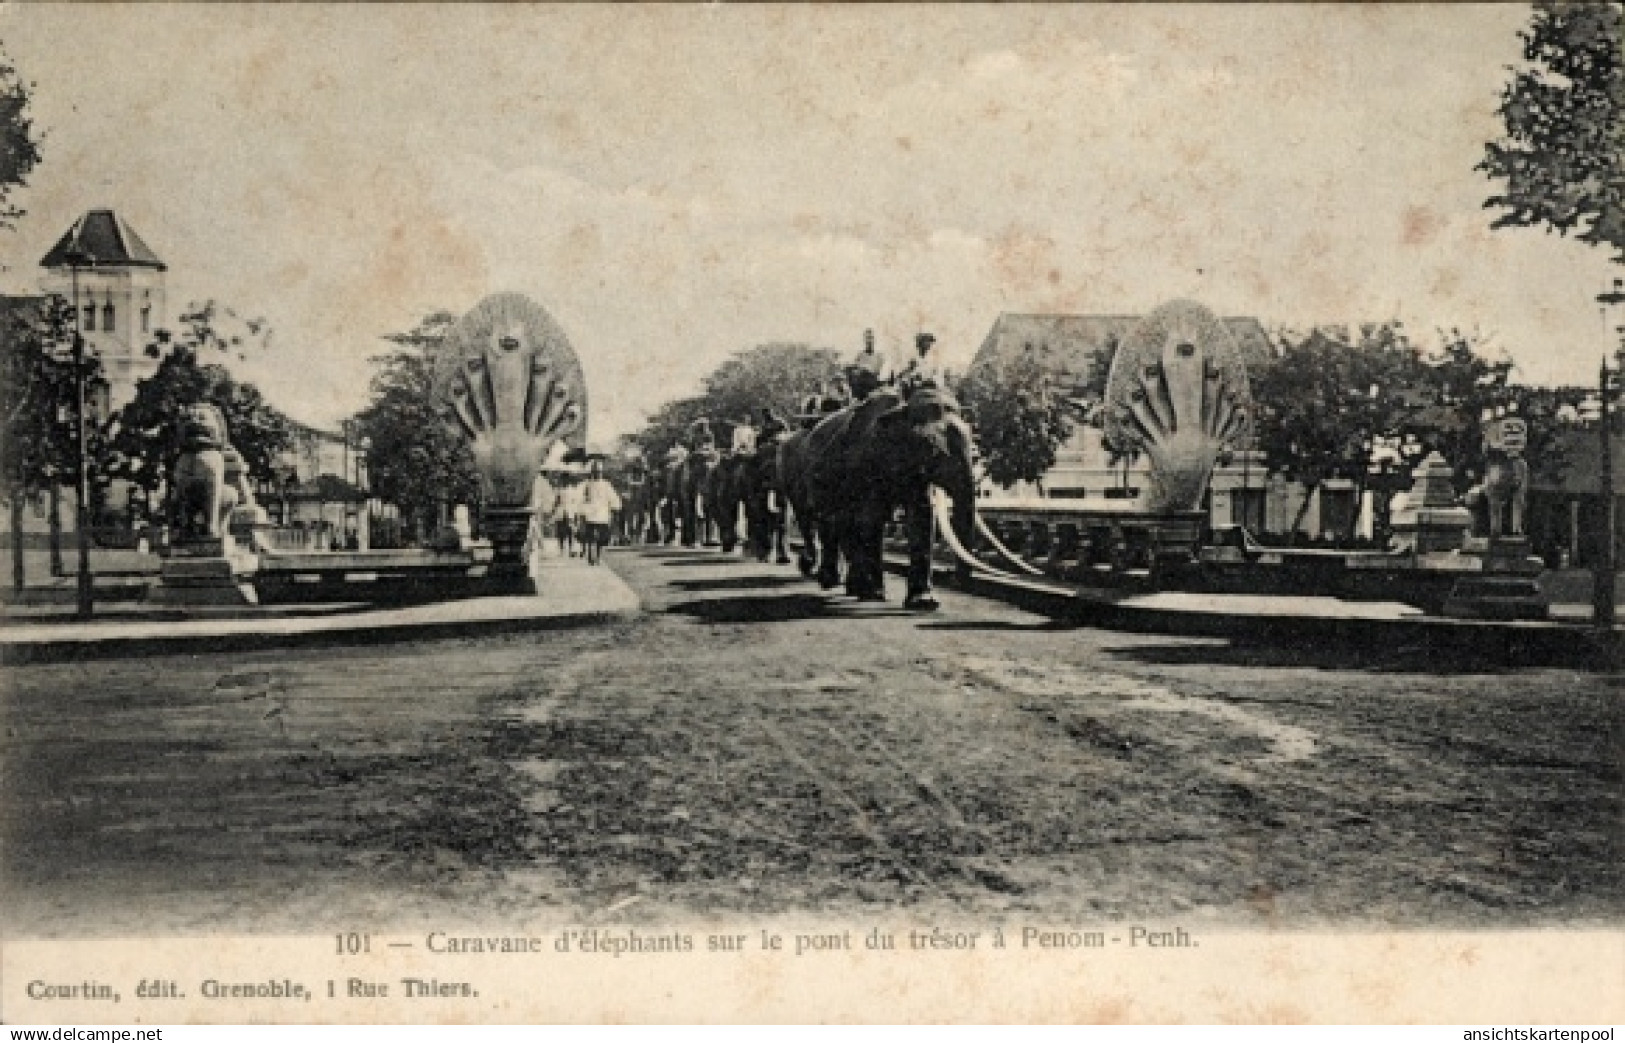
[738,436,791,564]
[705,451,747,552]
[680,447,721,547]
[655,451,685,544]
[780,385,977,610]
[778,426,822,577]
[622,470,659,544]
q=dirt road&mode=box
[3,547,1619,936]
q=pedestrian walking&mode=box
[579,462,622,566]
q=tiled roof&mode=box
[40,210,166,270]
[969,311,1275,385]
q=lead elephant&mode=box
[781,386,976,610]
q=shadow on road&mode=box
[917,620,1081,634]
[665,593,836,625]
[659,557,752,567]
[1102,639,1539,676]
[670,575,808,593]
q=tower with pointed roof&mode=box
[39,209,168,413]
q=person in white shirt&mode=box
[847,328,893,401]
[578,461,622,566]
[731,416,759,456]
[899,332,944,397]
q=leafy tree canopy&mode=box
[0,45,42,232]
[958,344,1075,489]
[352,311,478,538]
[1252,324,1423,492]
[0,297,101,494]
[1480,1,1625,260]
[1394,329,1569,491]
[1252,324,1568,538]
[630,342,843,462]
[108,303,293,495]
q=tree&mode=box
[700,343,844,429]
[0,44,42,233]
[1480,1,1625,260]
[352,311,479,542]
[0,297,101,588]
[958,344,1075,489]
[629,394,716,465]
[106,303,294,501]
[1395,328,1569,493]
[628,342,844,462]
[1251,325,1426,541]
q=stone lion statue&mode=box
[170,403,241,542]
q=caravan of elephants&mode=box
[623,299,1249,612]
[630,380,975,612]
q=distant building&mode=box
[38,209,168,414]
[1527,421,1625,569]
[259,423,374,550]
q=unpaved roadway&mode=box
[3,546,1619,936]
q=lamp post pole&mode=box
[1597,358,1614,630]
[65,248,94,620]
[1596,280,1625,632]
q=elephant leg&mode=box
[753,507,771,562]
[848,501,888,600]
[718,505,735,552]
[774,513,791,565]
[792,503,818,576]
[816,510,844,590]
[902,493,938,611]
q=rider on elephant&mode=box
[758,406,789,444]
[898,332,944,399]
[730,414,758,456]
[798,380,850,429]
[689,417,717,453]
[847,328,893,402]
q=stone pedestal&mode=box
[152,537,260,606]
[1390,451,1471,553]
[482,508,539,594]
[1461,535,1544,576]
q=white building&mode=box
[39,209,168,415]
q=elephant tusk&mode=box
[930,488,1022,579]
[972,511,1048,577]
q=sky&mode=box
[1,4,1618,442]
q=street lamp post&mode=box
[64,247,94,620]
[1596,279,1625,632]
